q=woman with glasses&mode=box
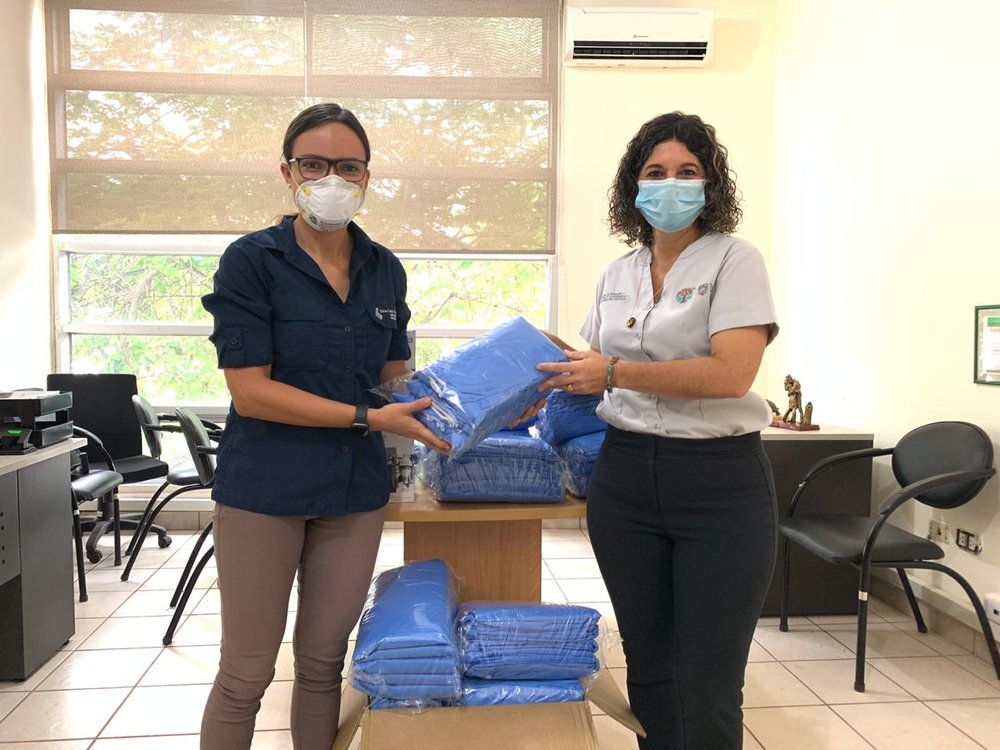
[200,103,449,750]
[538,112,779,749]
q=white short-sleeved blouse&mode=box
[580,232,779,439]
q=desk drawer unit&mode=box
[0,473,19,587]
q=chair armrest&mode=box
[196,445,219,456]
[141,421,183,434]
[72,426,117,473]
[785,446,894,517]
[201,420,223,432]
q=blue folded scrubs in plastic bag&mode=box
[557,431,606,498]
[421,431,564,502]
[457,602,601,680]
[460,677,586,706]
[391,317,569,458]
[351,559,461,705]
[533,390,606,446]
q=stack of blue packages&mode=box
[421,430,564,503]
[533,390,606,446]
[350,559,461,708]
[457,602,601,684]
[557,431,606,498]
[532,389,607,498]
[390,317,569,458]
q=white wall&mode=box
[0,0,51,390]
[771,0,1000,620]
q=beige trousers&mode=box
[200,502,386,750]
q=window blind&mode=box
[46,0,559,254]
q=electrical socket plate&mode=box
[956,528,983,554]
[928,519,949,542]
[985,593,1000,626]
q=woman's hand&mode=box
[536,350,611,396]
[369,398,451,455]
[508,396,547,428]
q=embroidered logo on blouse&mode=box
[697,282,713,296]
[374,307,397,321]
[601,292,628,302]
[675,287,694,304]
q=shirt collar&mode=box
[636,231,716,266]
[273,216,376,287]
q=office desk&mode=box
[0,439,83,680]
[385,493,586,603]
[762,426,874,616]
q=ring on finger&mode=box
[566,383,575,393]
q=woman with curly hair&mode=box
[539,112,779,749]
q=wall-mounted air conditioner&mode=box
[565,6,714,68]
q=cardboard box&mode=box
[332,668,644,750]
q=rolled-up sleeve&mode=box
[203,243,274,369]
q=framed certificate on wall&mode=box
[974,305,1000,385]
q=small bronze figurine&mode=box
[771,374,819,431]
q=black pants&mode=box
[588,427,777,750]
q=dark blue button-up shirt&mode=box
[202,217,411,516]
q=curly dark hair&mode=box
[608,112,741,247]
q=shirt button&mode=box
[341,446,350,453]
[343,365,351,373]
[654,424,662,431]
[344,325,352,333]
[228,337,239,346]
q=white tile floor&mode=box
[2,527,999,749]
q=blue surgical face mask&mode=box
[634,178,706,233]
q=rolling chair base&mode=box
[81,516,171,563]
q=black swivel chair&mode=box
[47,373,170,564]
[163,407,219,646]
[120,396,220,581]
[779,420,1000,692]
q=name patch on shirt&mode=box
[373,307,397,322]
[601,292,629,302]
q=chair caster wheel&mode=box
[159,535,172,549]
[87,548,103,563]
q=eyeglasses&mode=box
[287,156,368,182]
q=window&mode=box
[47,1,559,407]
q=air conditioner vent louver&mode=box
[565,7,714,68]
[572,40,709,62]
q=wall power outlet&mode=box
[985,593,1000,626]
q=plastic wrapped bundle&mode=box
[388,317,569,458]
[421,431,564,503]
[533,390,606,446]
[460,677,586,707]
[457,602,602,680]
[558,431,606,498]
[351,559,461,706]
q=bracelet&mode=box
[606,355,619,393]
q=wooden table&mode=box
[385,492,586,602]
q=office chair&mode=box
[163,407,218,646]
[779,421,1000,692]
[68,427,123,602]
[120,396,219,581]
[47,373,170,564]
